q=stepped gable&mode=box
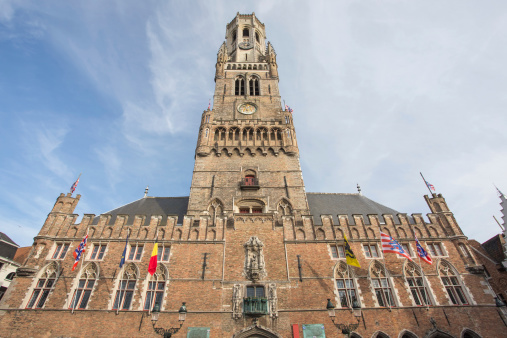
[91,196,189,226]
[306,192,412,225]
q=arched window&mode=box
[405,261,432,306]
[235,77,245,95]
[334,262,360,308]
[237,199,264,214]
[242,28,249,37]
[439,260,469,305]
[249,77,259,96]
[113,263,138,310]
[277,199,292,215]
[144,265,167,311]
[5,272,15,281]
[69,263,98,310]
[370,261,396,307]
[209,199,223,226]
[26,262,59,309]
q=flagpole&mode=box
[72,227,89,313]
[378,225,391,311]
[408,224,430,310]
[419,172,433,195]
[117,228,130,315]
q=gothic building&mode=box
[0,13,505,338]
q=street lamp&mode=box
[326,299,361,337]
[151,302,187,338]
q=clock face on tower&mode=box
[237,103,257,115]
[238,41,254,50]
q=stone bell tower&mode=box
[187,12,309,224]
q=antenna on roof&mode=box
[357,183,362,195]
[144,185,149,198]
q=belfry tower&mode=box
[188,13,309,224]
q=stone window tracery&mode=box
[249,77,259,96]
[113,263,138,310]
[144,265,167,311]
[335,262,360,308]
[405,261,431,306]
[26,262,59,309]
[439,260,469,305]
[370,261,396,307]
[69,263,98,310]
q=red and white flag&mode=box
[380,232,412,261]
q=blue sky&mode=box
[1,1,506,247]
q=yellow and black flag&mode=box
[344,234,361,268]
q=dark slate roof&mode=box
[92,197,189,226]
[306,193,411,225]
[0,232,18,247]
[481,234,505,264]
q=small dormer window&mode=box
[243,28,249,37]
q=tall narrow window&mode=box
[335,262,360,308]
[26,262,58,309]
[235,77,245,95]
[157,246,171,262]
[255,31,260,43]
[439,261,469,305]
[144,266,166,311]
[243,28,249,37]
[69,263,98,310]
[90,244,107,260]
[113,264,137,310]
[52,243,70,259]
[128,244,144,261]
[370,261,396,307]
[405,262,431,306]
[249,77,259,96]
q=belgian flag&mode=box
[344,235,361,268]
[148,243,158,275]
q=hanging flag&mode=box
[380,232,412,261]
[72,234,88,271]
[119,233,129,268]
[148,243,158,275]
[425,181,435,191]
[285,104,293,113]
[343,234,361,268]
[70,174,81,194]
[415,236,433,265]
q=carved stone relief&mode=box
[244,236,266,281]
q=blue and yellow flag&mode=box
[344,234,361,268]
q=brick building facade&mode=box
[0,13,506,338]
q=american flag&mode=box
[380,232,412,261]
[72,235,88,271]
[425,181,435,191]
[415,236,433,265]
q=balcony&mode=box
[240,178,260,190]
[243,297,268,316]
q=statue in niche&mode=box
[268,283,278,318]
[244,236,266,281]
[232,284,243,319]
